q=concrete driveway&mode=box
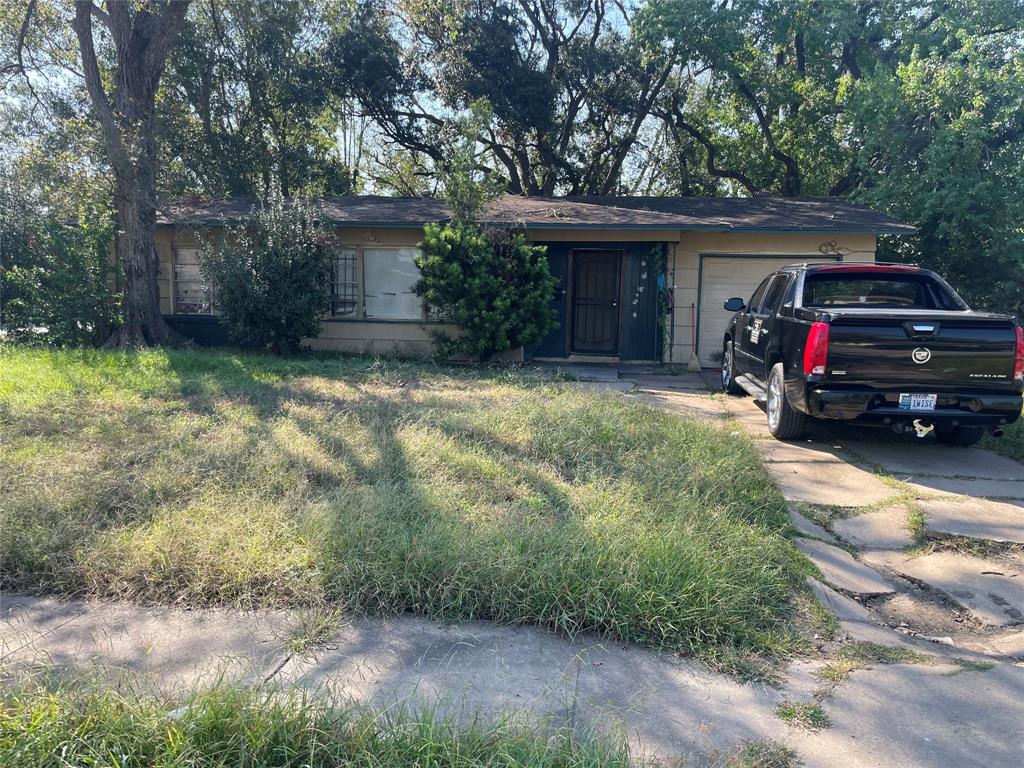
[628,373,1024,767]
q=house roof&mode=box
[157,194,915,234]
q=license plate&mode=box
[899,393,937,411]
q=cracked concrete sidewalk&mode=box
[5,591,1024,768]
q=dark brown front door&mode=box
[571,249,621,354]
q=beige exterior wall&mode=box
[156,224,875,362]
[156,224,447,357]
[667,231,876,366]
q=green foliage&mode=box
[849,38,1024,312]
[199,190,332,354]
[638,0,1024,311]
[438,99,506,224]
[0,347,802,661]
[416,222,557,360]
[0,173,116,346]
[159,0,356,198]
[0,682,632,768]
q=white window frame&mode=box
[326,245,429,323]
[172,247,213,315]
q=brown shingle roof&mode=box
[157,194,914,234]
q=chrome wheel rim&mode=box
[721,347,731,390]
[767,375,781,430]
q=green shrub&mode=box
[0,175,116,346]
[199,190,331,354]
[415,222,557,360]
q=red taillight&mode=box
[803,322,830,377]
[1014,326,1024,384]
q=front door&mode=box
[571,249,621,355]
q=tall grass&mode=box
[0,681,632,768]
[0,347,801,660]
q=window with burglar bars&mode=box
[332,247,358,317]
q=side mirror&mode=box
[723,297,746,312]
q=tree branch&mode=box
[72,1,130,172]
[659,97,758,195]
[729,69,801,194]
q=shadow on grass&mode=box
[1,349,800,660]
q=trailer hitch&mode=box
[912,419,935,439]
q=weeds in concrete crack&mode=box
[774,699,830,730]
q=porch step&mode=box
[734,374,767,401]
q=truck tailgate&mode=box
[824,311,1018,390]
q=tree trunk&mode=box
[104,178,178,347]
[73,1,190,348]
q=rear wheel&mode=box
[936,425,986,447]
[766,362,806,440]
[721,341,743,395]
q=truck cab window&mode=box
[747,277,772,312]
[758,275,790,315]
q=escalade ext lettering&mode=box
[719,263,1024,446]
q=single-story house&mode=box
[155,194,913,366]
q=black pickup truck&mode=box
[720,263,1024,445]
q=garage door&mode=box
[697,256,834,367]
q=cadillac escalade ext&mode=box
[720,263,1024,445]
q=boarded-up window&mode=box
[363,247,422,320]
[173,248,211,314]
[332,247,358,317]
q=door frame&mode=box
[696,252,843,365]
[568,247,625,356]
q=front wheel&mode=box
[766,362,806,440]
[721,341,743,395]
[936,425,986,447]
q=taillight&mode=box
[803,322,830,377]
[1014,326,1024,384]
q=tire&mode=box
[936,425,986,447]
[721,340,744,395]
[766,362,807,440]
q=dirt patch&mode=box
[871,592,977,637]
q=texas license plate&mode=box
[898,393,937,411]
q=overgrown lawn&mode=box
[0,682,630,768]
[0,347,801,660]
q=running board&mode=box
[734,374,767,401]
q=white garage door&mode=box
[697,256,833,367]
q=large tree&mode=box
[332,0,681,196]
[70,0,190,347]
[159,0,358,198]
[638,0,1024,310]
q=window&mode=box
[758,275,790,315]
[747,277,771,311]
[363,247,423,320]
[331,247,358,317]
[802,275,964,310]
[173,248,211,314]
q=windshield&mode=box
[802,273,966,310]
